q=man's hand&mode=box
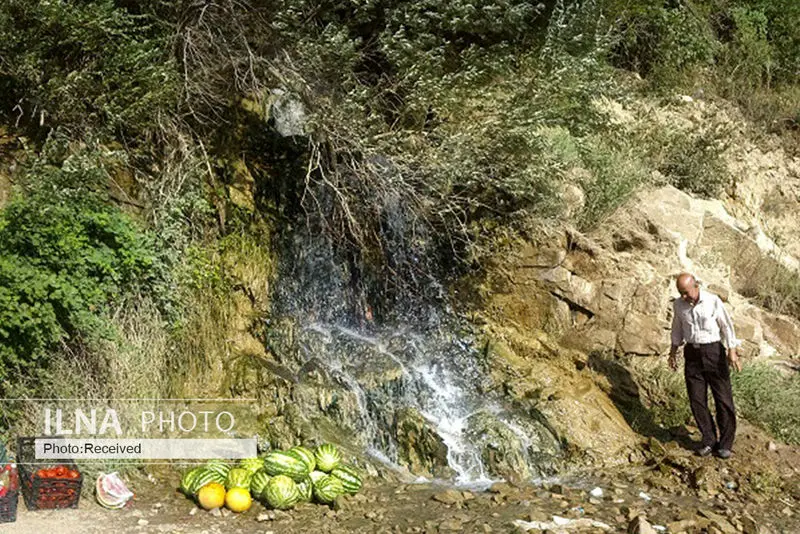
[728,348,742,372]
[668,352,679,372]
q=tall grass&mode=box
[732,363,800,445]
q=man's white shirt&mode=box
[671,289,740,349]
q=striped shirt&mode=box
[671,289,740,349]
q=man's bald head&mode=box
[676,272,699,302]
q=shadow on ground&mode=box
[587,352,696,451]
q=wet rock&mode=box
[432,490,464,506]
[462,491,476,501]
[463,410,560,480]
[394,408,454,478]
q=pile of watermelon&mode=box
[180,443,363,512]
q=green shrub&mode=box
[0,146,159,382]
[608,3,719,85]
[0,0,178,138]
[732,363,800,445]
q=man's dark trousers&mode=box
[684,342,736,450]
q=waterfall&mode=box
[267,227,561,484]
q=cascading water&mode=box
[268,228,563,485]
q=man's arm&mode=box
[715,296,742,372]
[669,301,683,371]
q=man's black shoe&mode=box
[696,445,714,457]
[715,448,732,459]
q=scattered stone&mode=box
[221,507,232,517]
[699,509,738,534]
[666,519,696,532]
[210,507,222,517]
[257,512,275,522]
[589,497,602,505]
[767,441,777,452]
[527,511,548,523]
[189,506,198,516]
[438,519,463,531]
[740,512,759,534]
[432,489,464,505]
[489,482,514,495]
[481,524,492,533]
[638,492,652,502]
[627,515,656,534]
[513,515,612,532]
[137,519,149,527]
[590,487,604,498]
[462,491,476,501]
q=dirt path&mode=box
[4,424,799,533]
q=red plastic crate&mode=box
[0,463,19,522]
[17,437,83,510]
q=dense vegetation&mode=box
[1,0,799,440]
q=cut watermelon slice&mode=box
[96,472,134,509]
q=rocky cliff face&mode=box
[470,97,800,470]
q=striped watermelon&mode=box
[191,468,226,494]
[205,459,231,479]
[249,469,271,496]
[288,446,316,472]
[330,464,362,494]
[309,470,327,484]
[226,467,252,489]
[180,467,204,495]
[263,450,311,482]
[314,443,341,472]
[238,457,265,474]
[262,475,300,510]
[312,474,344,504]
[296,476,313,502]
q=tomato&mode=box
[54,465,67,477]
[37,468,48,479]
[66,469,80,479]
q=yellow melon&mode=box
[197,482,226,510]
[225,487,252,513]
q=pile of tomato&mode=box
[0,463,19,498]
[27,464,81,507]
[35,464,80,480]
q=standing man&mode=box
[669,272,741,459]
